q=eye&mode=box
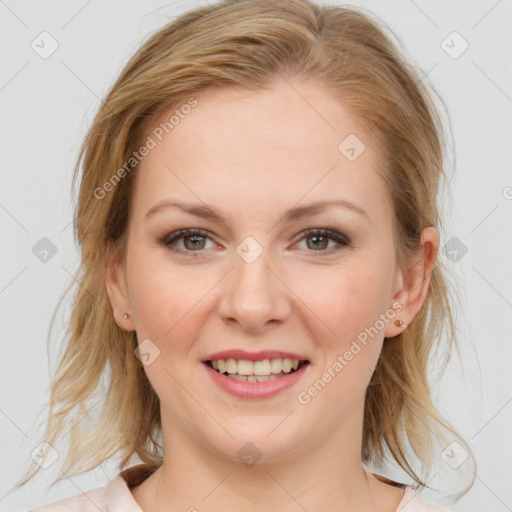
[159,227,351,256]
[294,228,351,256]
[160,228,216,255]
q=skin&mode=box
[106,77,439,511]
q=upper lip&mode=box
[202,349,310,363]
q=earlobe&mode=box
[384,305,408,338]
[384,226,439,338]
[105,249,135,331]
[393,319,406,329]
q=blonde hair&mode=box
[18,0,476,498]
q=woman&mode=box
[21,0,475,510]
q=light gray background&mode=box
[1,1,511,510]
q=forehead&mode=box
[131,79,390,224]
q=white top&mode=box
[30,463,452,511]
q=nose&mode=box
[217,245,291,333]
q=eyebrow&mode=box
[144,198,369,224]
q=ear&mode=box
[105,241,136,332]
[384,226,440,338]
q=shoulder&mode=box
[398,486,454,512]
[29,463,155,512]
[29,485,107,511]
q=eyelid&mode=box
[160,228,212,244]
[159,226,351,256]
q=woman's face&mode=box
[108,78,411,464]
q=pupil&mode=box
[185,235,204,250]
[309,235,327,250]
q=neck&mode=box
[130,398,404,511]
[131,429,402,511]
[149,455,375,512]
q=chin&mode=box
[202,417,308,464]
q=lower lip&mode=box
[203,362,310,399]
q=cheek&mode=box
[127,251,210,345]
[126,255,214,403]
[301,263,390,413]
[302,259,392,345]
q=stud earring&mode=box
[123,313,129,320]
[394,319,406,328]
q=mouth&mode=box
[203,358,310,382]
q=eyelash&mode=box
[159,227,351,257]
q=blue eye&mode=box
[159,228,350,256]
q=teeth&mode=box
[227,373,282,382]
[270,358,282,373]
[208,357,304,377]
[237,359,254,375]
[225,359,237,374]
[256,374,276,382]
[254,359,271,375]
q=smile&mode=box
[203,358,311,399]
[205,358,309,382]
